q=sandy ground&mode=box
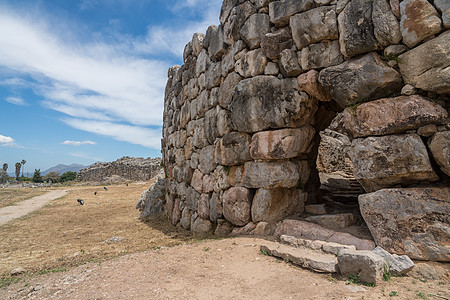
[0,190,67,226]
[0,183,448,299]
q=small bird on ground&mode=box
[77,199,84,205]
[103,187,108,191]
[94,191,97,195]
[126,183,128,186]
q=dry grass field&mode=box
[0,181,193,280]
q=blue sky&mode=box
[0,0,222,174]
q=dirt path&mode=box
[0,190,67,226]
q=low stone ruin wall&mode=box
[77,156,162,182]
[160,0,449,262]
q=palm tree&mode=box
[15,162,21,180]
[21,159,26,177]
[2,163,7,172]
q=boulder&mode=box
[435,0,450,28]
[190,169,204,193]
[428,131,450,176]
[338,250,385,285]
[219,72,243,109]
[372,246,414,275]
[204,107,219,145]
[305,204,327,215]
[398,31,450,94]
[299,40,344,71]
[172,198,182,225]
[251,188,306,223]
[223,2,256,45]
[316,129,353,174]
[372,0,402,46]
[240,13,270,49]
[195,49,210,76]
[350,134,439,192]
[214,132,252,166]
[290,6,338,50]
[180,207,192,230]
[209,192,223,222]
[231,222,257,235]
[253,222,273,235]
[269,0,314,27]
[136,175,167,220]
[191,216,213,235]
[205,61,222,89]
[214,219,234,236]
[213,166,231,192]
[338,0,380,58]
[249,126,315,160]
[229,76,318,133]
[222,187,253,226]
[198,193,210,220]
[185,186,200,210]
[198,145,217,174]
[228,161,300,189]
[278,49,302,77]
[296,70,332,101]
[319,52,403,108]
[359,188,450,261]
[207,25,225,61]
[237,49,267,78]
[191,33,205,56]
[399,0,442,48]
[261,28,293,61]
[343,95,448,138]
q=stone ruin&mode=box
[77,156,162,182]
[143,0,449,264]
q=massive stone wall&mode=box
[161,0,449,261]
[78,156,162,182]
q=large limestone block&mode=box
[204,107,219,145]
[359,188,450,261]
[222,187,252,226]
[229,76,318,133]
[199,145,217,174]
[350,134,439,192]
[319,52,403,108]
[206,25,225,61]
[372,247,414,275]
[435,0,450,28]
[400,0,442,48]
[191,169,204,193]
[290,6,338,50]
[206,61,222,89]
[338,250,385,285]
[191,216,213,236]
[279,49,302,77]
[429,131,450,176]
[338,0,380,58]
[372,0,402,46]
[398,31,450,94]
[195,49,210,77]
[252,188,306,223]
[237,49,268,78]
[214,132,252,166]
[240,13,270,49]
[191,33,205,57]
[209,192,223,222]
[219,72,243,109]
[296,70,332,101]
[213,166,231,192]
[343,95,448,138]
[228,161,300,189]
[261,28,293,61]
[269,0,314,27]
[249,126,315,160]
[223,2,256,45]
[197,194,210,220]
[299,40,344,71]
[305,213,355,229]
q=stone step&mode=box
[260,242,338,273]
[305,213,355,229]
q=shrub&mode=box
[59,171,77,182]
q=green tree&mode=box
[15,162,21,180]
[44,171,60,183]
[32,169,43,183]
[21,159,26,177]
[59,171,77,182]
[0,170,8,183]
[2,163,7,172]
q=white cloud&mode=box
[62,140,96,146]
[0,134,18,147]
[5,96,27,106]
[63,119,161,149]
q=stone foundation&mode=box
[159,0,449,261]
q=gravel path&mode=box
[0,190,67,226]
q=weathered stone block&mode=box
[180,207,191,230]
[372,247,414,275]
[240,13,270,49]
[207,25,226,61]
[223,2,256,45]
[261,28,293,61]
[398,31,450,94]
[238,49,268,78]
[204,107,219,145]
[228,161,300,189]
[214,132,252,166]
[290,6,338,50]
[219,72,243,109]
[199,145,217,174]
[429,131,450,176]
[299,40,344,71]
[252,188,306,223]
[195,49,210,77]
[305,213,355,229]
[185,187,200,210]
[297,70,332,101]
[373,0,402,47]
[319,52,403,108]
[206,61,222,89]
[209,192,223,222]
[400,0,442,48]
[279,49,302,77]
[343,95,448,138]
[435,0,450,28]
[198,193,210,220]
[213,166,231,192]
[191,169,204,193]
[350,134,439,192]
[222,187,253,226]
[269,0,314,27]
[249,126,315,160]
[191,216,213,235]
[202,174,214,193]
[338,250,385,285]
[191,33,205,56]
[359,188,450,261]
[229,76,317,133]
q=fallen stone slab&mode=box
[338,250,385,285]
[305,213,355,229]
[372,246,414,275]
[274,219,375,250]
[280,235,356,255]
[261,242,338,273]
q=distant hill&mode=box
[43,164,87,175]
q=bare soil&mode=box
[0,189,47,209]
[0,183,448,299]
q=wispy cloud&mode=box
[5,96,27,106]
[69,152,103,162]
[62,140,96,146]
[0,134,19,148]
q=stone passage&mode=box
[78,156,162,182]
[160,0,449,261]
